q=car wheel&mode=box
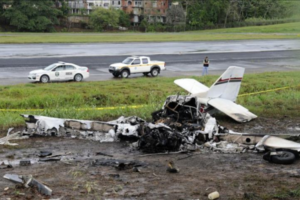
[121,70,129,78]
[74,74,83,82]
[113,73,119,78]
[143,72,149,76]
[40,75,49,83]
[151,68,159,77]
[264,150,296,164]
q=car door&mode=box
[64,65,76,80]
[141,58,151,72]
[51,65,65,80]
[130,59,142,73]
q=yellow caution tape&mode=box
[1,84,299,112]
[238,85,294,97]
[0,105,146,112]
[76,105,145,111]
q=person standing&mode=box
[202,56,209,76]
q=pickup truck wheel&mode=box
[40,75,49,83]
[121,70,129,78]
[151,68,159,77]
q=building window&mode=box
[135,1,142,6]
[118,1,121,5]
[157,9,160,12]
[88,3,94,7]
[128,1,132,5]
[152,2,157,7]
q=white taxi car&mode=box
[28,62,89,83]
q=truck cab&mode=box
[109,56,166,78]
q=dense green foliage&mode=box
[118,9,130,27]
[89,7,119,31]
[0,22,299,43]
[2,0,63,32]
[182,0,300,29]
[1,0,299,32]
[0,70,300,129]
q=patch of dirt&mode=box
[0,117,300,200]
[219,116,300,135]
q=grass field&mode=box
[200,22,300,33]
[0,22,299,44]
[0,70,300,130]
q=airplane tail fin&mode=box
[206,66,245,102]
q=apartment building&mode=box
[143,0,168,23]
[122,0,168,24]
[67,0,169,24]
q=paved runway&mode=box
[0,40,299,85]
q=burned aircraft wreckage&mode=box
[20,93,227,153]
[3,66,300,164]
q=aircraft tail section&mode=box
[206,66,244,102]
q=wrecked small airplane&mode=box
[1,66,259,153]
[173,66,257,122]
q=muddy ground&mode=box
[1,117,300,200]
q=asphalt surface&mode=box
[0,40,299,58]
[0,40,299,85]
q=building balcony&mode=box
[132,4,143,8]
[68,2,85,9]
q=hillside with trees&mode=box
[0,0,299,32]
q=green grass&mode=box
[1,70,300,130]
[0,22,299,44]
[200,22,300,33]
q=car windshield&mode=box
[122,58,134,64]
[44,64,57,71]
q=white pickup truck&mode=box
[109,56,166,78]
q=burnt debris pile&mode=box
[15,95,228,153]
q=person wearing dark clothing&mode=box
[202,56,209,76]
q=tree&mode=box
[166,3,185,25]
[3,0,62,32]
[0,0,11,16]
[89,7,119,31]
[58,0,70,16]
[118,9,130,27]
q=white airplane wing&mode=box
[208,98,257,122]
[174,79,209,94]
